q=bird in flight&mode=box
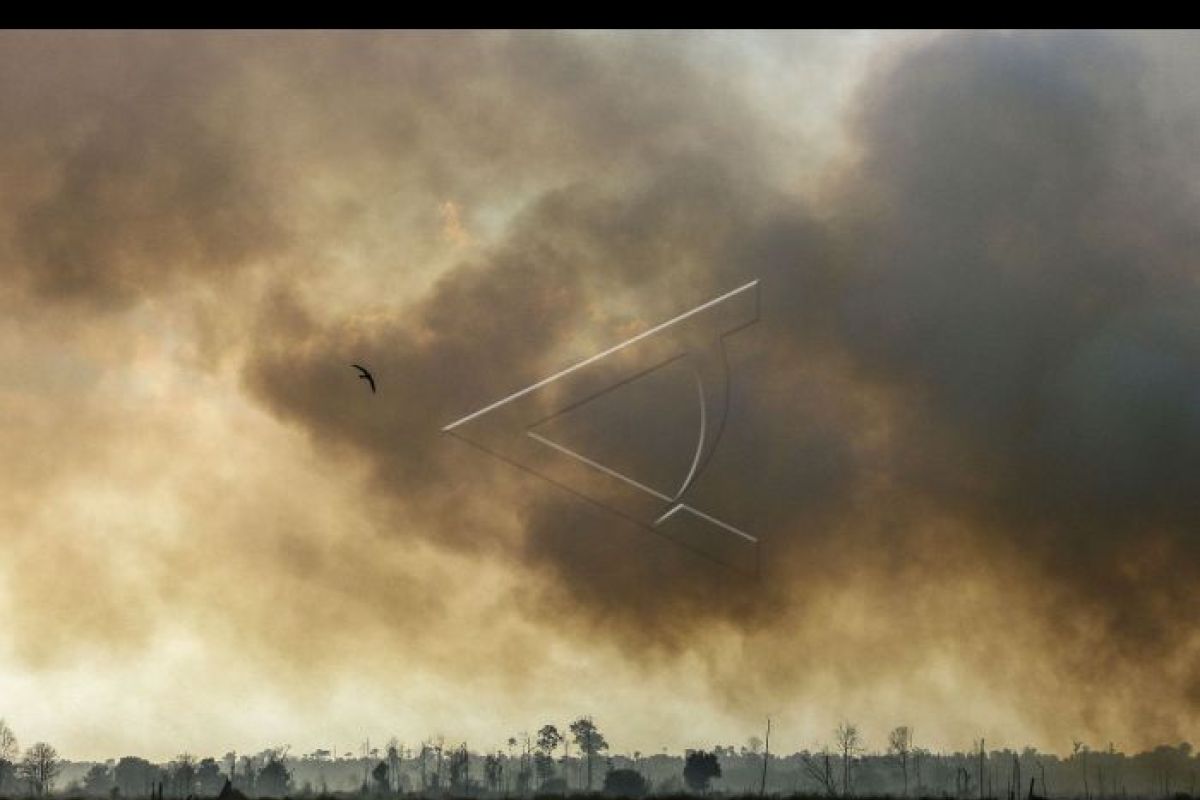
[351,364,376,394]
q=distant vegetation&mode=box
[0,718,1196,800]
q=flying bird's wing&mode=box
[351,364,376,393]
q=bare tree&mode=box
[504,737,516,794]
[18,742,60,797]
[801,749,838,797]
[760,718,772,797]
[978,740,986,800]
[0,720,17,764]
[386,738,402,793]
[889,727,913,797]
[514,732,532,794]
[0,720,17,793]
[835,722,862,798]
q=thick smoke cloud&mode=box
[0,32,288,308]
[247,31,1200,742]
[2,30,1199,755]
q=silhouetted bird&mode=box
[352,363,376,393]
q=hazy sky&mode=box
[2,30,1199,763]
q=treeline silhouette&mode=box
[1,718,1196,800]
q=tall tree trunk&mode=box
[586,731,592,792]
[760,718,771,797]
[842,747,848,798]
[979,741,985,800]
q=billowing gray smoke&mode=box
[250,31,1200,742]
[3,30,1198,750]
